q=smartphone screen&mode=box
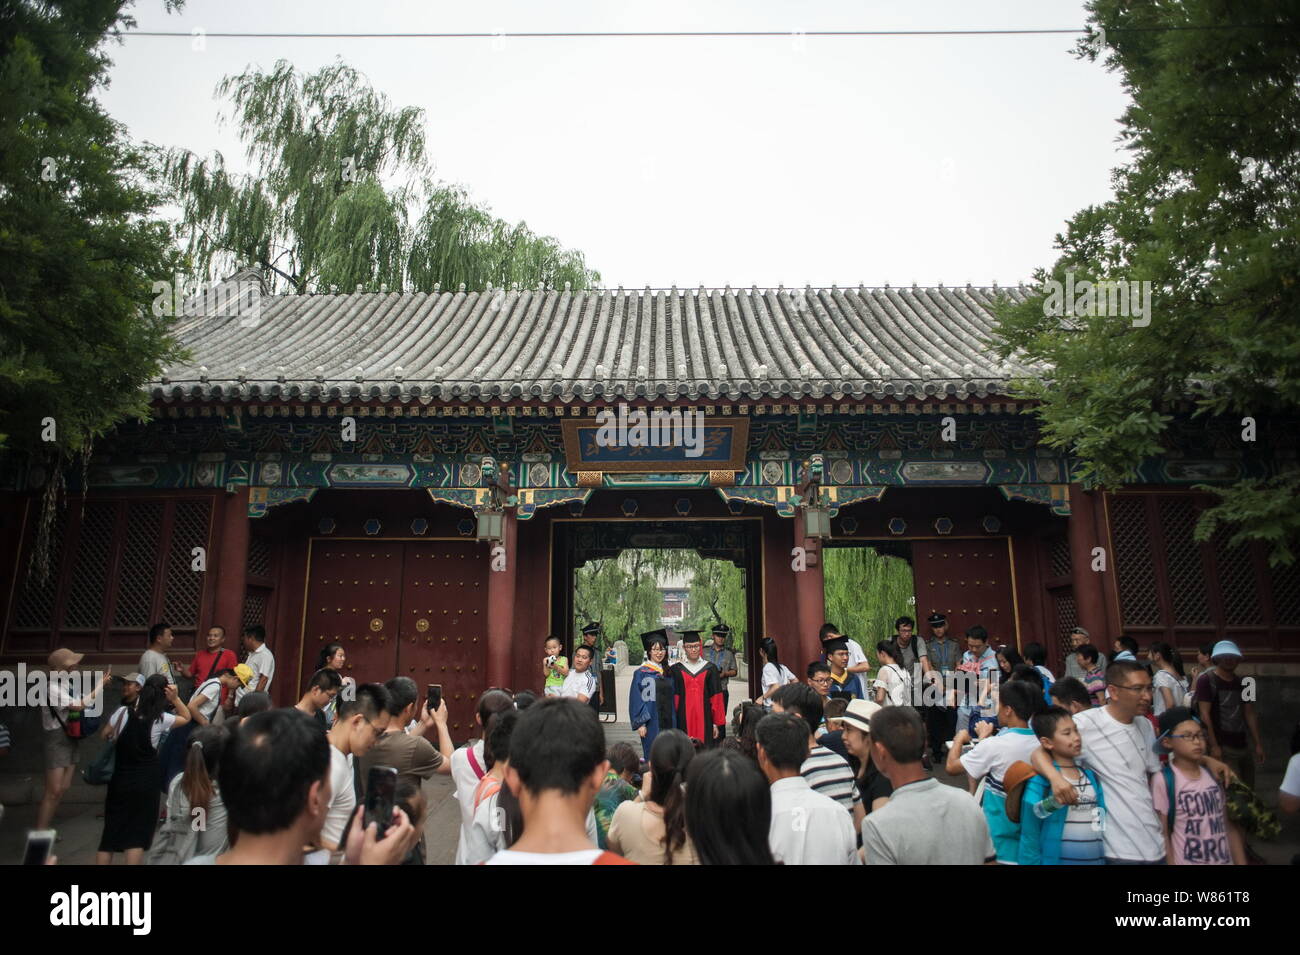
[426,684,442,712]
[23,830,54,866]
[365,766,397,838]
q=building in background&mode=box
[0,281,1295,755]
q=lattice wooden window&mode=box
[112,501,163,628]
[13,509,68,629]
[64,503,115,629]
[242,589,268,630]
[1048,535,1071,579]
[162,500,212,628]
[1270,560,1300,627]
[1212,528,1262,627]
[1111,496,1161,626]
[1053,590,1078,658]
[247,533,272,580]
[1160,496,1211,625]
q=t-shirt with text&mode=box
[1150,763,1233,865]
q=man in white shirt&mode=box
[487,699,628,865]
[560,646,599,703]
[321,683,390,853]
[758,712,858,865]
[238,624,275,702]
[1031,659,1235,865]
[139,622,177,685]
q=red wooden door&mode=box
[301,540,489,738]
[396,542,488,739]
[911,539,1018,648]
[301,542,404,691]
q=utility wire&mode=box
[108,25,1291,40]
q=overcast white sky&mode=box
[101,0,1130,288]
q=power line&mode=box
[108,25,1290,41]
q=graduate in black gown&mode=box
[669,630,726,747]
[629,629,676,760]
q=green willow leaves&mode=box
[156,59,598,295]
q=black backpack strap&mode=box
[48,705,68,730]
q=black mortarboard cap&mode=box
[640,629,670,652]
[822,637,849,653]
[678,630,703,645]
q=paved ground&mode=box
[4,678,1297,865]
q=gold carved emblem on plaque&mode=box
[416,618,430,632]
[369,617,384,632]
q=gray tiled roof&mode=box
[153,284,1037,402]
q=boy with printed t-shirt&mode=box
[947,680,1043,863]
[542,636,568,697]
[1151,707,1246,865]
[1017,707,1106,865]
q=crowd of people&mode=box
[23,613,1299,866]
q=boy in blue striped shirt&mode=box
[1017,707,1106,865]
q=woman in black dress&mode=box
[97,674,190,864]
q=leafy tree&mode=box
[992,1,1300,564]
[823,546,916,666]
[574,549,739,667]
[0,0,187,580]
[681,554,748,655]
[157,59,599,294]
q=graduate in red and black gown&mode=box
[669,631,726,747]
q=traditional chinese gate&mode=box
[301,539,487,736]
[911,538,1019,647]
[550,517,764,693]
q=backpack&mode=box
[1161,766,1178,834]
[49,704,100,740]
